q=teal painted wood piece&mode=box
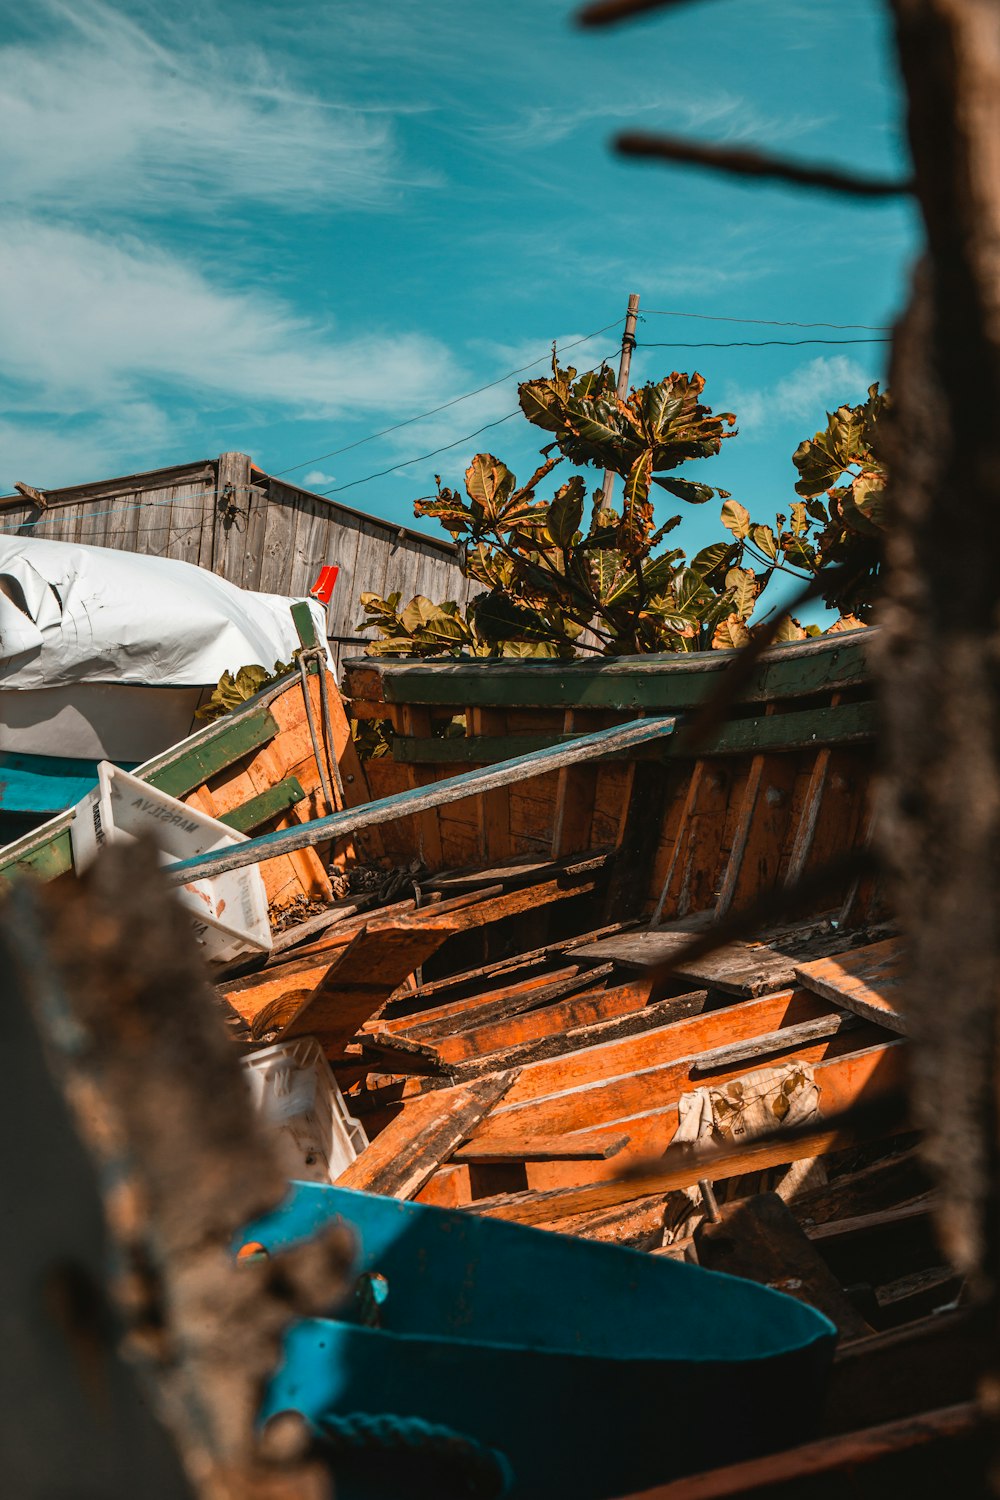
[0,752,131,816]
[241,1182,836,1500]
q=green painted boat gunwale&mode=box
[390,698,876,766]
[344,629,871,713]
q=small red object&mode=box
[310,565,339,605]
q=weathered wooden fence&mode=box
[0,452,472,670]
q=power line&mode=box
[315,348,621,499]
[274,319,625,478]
[316,411,523,498]
[643,309,892,331]
[637,337,890,348]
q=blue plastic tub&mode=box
[240,1182,836,1500]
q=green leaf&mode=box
[623,449,652,514]
[653,476,715,505]
[751,523,777,560]
[518,382,563,433]
[470,590,554,644]
[720,498,751,539]
[465,454,515,514]
[690,541,737,581]
[724,566,758,618]
[547,476,585,548]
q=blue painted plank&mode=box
[0,752,135,815]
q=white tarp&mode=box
[0,535,329,688]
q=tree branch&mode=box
[615,131,914,199]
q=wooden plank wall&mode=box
[0,453,472,673]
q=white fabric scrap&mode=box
[662,1061,824,1247]
[0,535,330,689]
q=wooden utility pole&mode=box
[599,292,641,509]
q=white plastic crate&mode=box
[71,762,272,967]
[242,1037,368,1183]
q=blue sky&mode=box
[1,0,918,589]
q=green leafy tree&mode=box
[715,384,888,626]
[359,363,885,660]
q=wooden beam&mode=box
[166,715,680,885]
[610,1403,981,1500]
[438,986,708,1077]
[570,928,798,996]
[486,987,836,1113]
[345,633,869,711]
[688,1012,864,1074]
[334,1073,515,1198]
[453,1130,631,1164]
[216,776,305,834]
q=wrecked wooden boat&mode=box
[6,620,972,1492]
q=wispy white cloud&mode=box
[1,0,433,215]
[0,216,465,489]
[724,355,876,436]
[0,218,457,416]
[303,470,337,488]
[478,84,833,151]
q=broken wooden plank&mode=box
[403,965,617,1048]
[278,917,463,1047]
[441,987,710,1080]
[546,1193,674,1250]
[688,1011,864,1075]
[453,1130,630,1165]
[381,918,635,1006]
[354,1031,456,1078]
[795,937,906,1034]
[248,873,598,1043]
[166,715,680,884]
[334,1073,515,1198]
[469,1005,875,1150]
[571,929,798,996]
[788,1146,931,1228]
[477,988,837,1115]
[356,980,696,1104]
[380,964,591,1039]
